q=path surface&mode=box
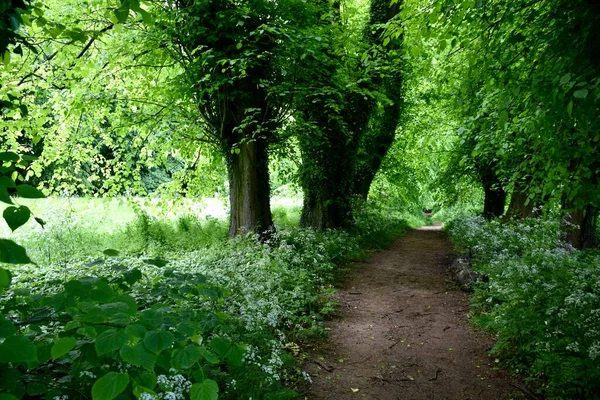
[303,226,519,400]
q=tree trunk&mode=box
[482,184,506,219]
[227,138,274,238]
[300,190,351,230]
[564,205,598,249]
[504,183,534,220]
[352,90,401,200]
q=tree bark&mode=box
[226,138,273,238]
[482,184,506,219]
[504,183,534,220]
[564,205,598,249]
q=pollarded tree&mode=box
[292,1,372,229]
[160,0,319,237]
[294,0,405,229]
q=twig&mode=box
[312,360,333,373]
[428,368,442,381]
[510,383,540,400]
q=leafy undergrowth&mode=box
[446,215,600,399]
[0,200,412,400]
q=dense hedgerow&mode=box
[0,201,410,400]
[446,215,600,399]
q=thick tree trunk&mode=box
[226,138,273,238]
[300,191,351,230]
[482,184,506,219]
[564,205,598,249]
[504,183,534,220]
[352,93,401,200]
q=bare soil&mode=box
[302,226,522,400]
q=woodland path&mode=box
[303,226,522,400]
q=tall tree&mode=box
[161,0,319,237]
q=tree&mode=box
[160,0,319,237]
[295,0,405,229]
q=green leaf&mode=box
[0,268,11,291]
[0,176,16,188]
[573,89,588,99]
[51,337,77,359]
[134,371,157,389]
[0,394,18,400]
[3,206,31,231]
[139,309,164,328]
[103,249,120,257]
[383,37,390,47]
[199,347,220,364]
[0,335,38,362]
[567,100,573,116]
[190,379,219,400]
[0,314,17,337]
[95,329,127,356]
[125,323,147,339]
[125,268,142,285]
[16,184,45,198]
[171,345,203,369]
[92,372,129,400]
[120,342,157,370]
[0,187,13,204]
[0,240,32,264]
[114,7,129,23]
[0,152,19,162]
[143,258,168,268]
[143,330,174,354]
[34,217,46,228]
[226,343,246,367]
[210,337,231,358]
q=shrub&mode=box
[446,215,600,399]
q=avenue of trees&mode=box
[1,1,599,399]
[2,0,598,248]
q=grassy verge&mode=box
[1,197,414,399]
[445,215,600,399]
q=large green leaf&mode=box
[95,329,127,356]
[120,343,156,370]
[209,337,231,358]
[16,184,45,198]
[0,187,13,204]
[0,152,19,162]
[171,345,203,369]
[0,176,16,188]
[51,337,77,359]
[3,205,31,231]
[0,335,38,362]
[143,330,174,354]
[92,372,129,400]
[0,239,32,264]
[190,379,219,400]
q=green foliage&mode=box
[0,197,410,398]
[447,215,600,398]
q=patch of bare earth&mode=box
[302,226,522,400]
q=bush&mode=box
[446,215,600,399]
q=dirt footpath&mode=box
[303,226,521,400]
